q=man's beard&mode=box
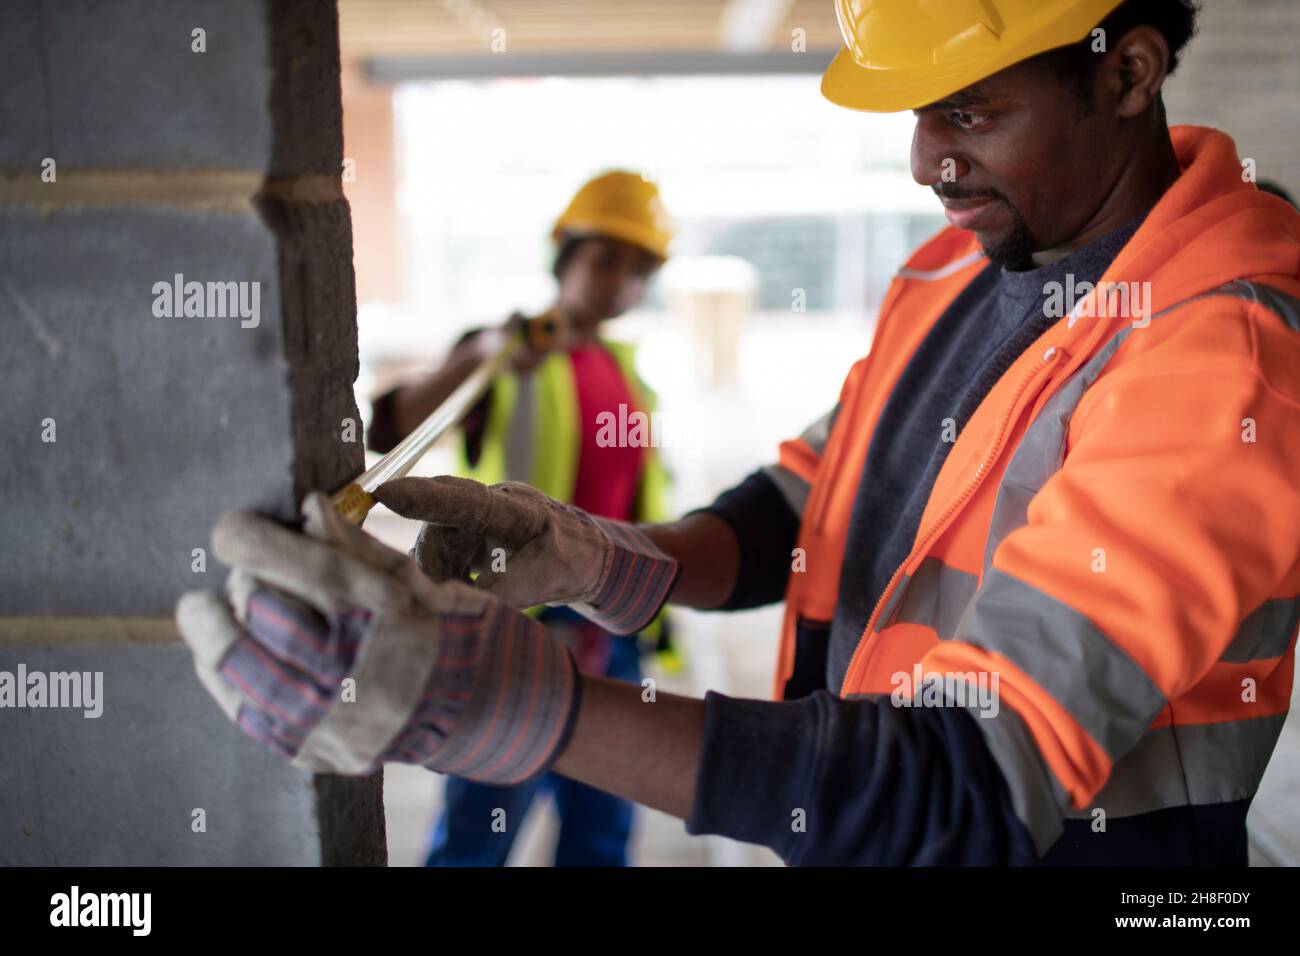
[933,184,1036,271]
[982,211,1036,271]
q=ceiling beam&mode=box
[365,48,837,82]
[718,0,797,52]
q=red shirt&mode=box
[567,343,646,521]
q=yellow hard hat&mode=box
[553,170,674,261]
[822,0,1127,113]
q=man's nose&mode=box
[911,117,969,188]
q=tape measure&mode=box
[328,311,569,525]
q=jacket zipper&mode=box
[838,349,1059,695]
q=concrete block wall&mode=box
[0,0,384,864]
[1164,0,1300,196]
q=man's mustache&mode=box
[932,184,1006,202]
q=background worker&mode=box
[365,171,675,867]
[179,0,1300,865]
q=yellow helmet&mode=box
[822,0,1126,113]
[553,170,674,261]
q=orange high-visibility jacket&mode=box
[770,126,1300,855]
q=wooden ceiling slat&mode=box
[338,0,838,59]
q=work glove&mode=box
[374,476,679,636]
[174,491,580,782]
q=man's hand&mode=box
[174,491,580,782]
[374,476,680,635]
[373,477,601,599]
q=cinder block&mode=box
[266,0,346,180]
[0,636,386,865]
[315,772,389,867]
[0,199,364,615]
[258,196,365,499]
[0,0,379,869]
[0,204,298,615]
[0,0,343,177]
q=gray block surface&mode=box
[0,0,380,867]
[0,640,323,865]
[0,204,296,615]
[0,0,272,173]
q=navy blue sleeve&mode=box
[684,690,1040,865]
[366,327,492,457]
[366,387,404,454]
[687,469,800,611]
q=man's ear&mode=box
[1110,24,1171,119]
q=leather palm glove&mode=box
[174,491,580,782]
[374,476,679,636]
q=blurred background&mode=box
[334,0,1300,866]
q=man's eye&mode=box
[950,111,990,130]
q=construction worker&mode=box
[366,170,674,866]
[178,0,1300,865]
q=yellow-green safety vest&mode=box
[457,339,674,650]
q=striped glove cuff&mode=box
[381,600,582,786]
[576,517,680,636]
[217,586,581,786]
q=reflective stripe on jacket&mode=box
[773,126,1300,854]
